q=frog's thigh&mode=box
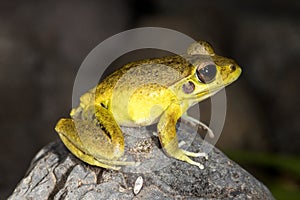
[56,117,137,168]
[55,118,122,169]
[93,104,127,157]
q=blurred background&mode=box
[0,0,299,199]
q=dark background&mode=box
[1,0,299,199]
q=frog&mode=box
[55,41,242,170]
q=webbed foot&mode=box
[171,149,208,169]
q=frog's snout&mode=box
[229,62,242,77]
[220,63,242,84]
[235,65,242,76]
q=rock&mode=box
[8,123,274,199]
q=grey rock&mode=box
[8,123,274,200]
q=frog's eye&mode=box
[196,64,217,84]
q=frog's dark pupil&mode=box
[196,64,217,84]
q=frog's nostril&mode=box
[230,65,236,72]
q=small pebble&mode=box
[133,176,143,195]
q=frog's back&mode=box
[95,55,194,101]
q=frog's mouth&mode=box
[182,84,227,101]
[195,87,223,99]
[180,88,221,102]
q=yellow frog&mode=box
[55,41,242,170]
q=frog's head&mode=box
[173,41,242,103]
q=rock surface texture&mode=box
[9,125,274,200]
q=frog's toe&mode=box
[182,150,208,159]
[195,162,204,170]
[174,150,206,169]
[183,157,204,169]
[128,161,141,167]
[98,158,141,167]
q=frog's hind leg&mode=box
[55,117,138,170]
[94,157,140,168]
[56,123,121,170]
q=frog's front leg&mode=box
[55,105,138,170]
[158,103,208,169]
